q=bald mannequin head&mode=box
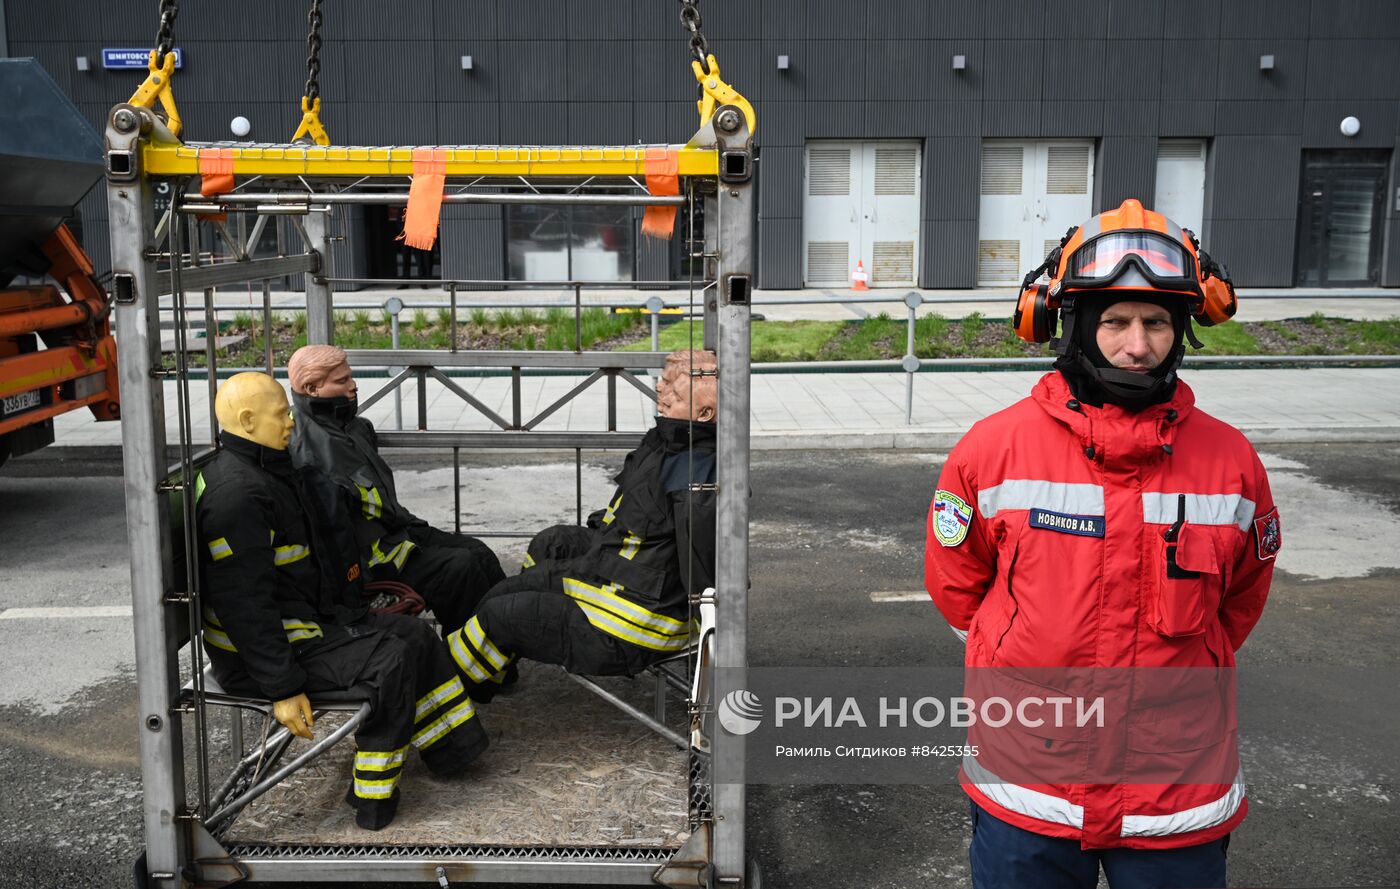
[658,349,717,422]
[288,344,356,398]
[215,372,295,450]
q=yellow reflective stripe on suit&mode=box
[273,543,310,566]
[601,493,623,525]
[202,625,237,652]
[357,484,383,520]
[447,625,495,683]
[619,532,643,560]
[415,676,465,721]
[562,579,690,652]
[411,699,477,749]
[354,746,407,772]
[353,775,398,799]
[465,616,509,670]
[521,552,536,569]
[561,578,688,634]
[207,537,233,561]
[282,619,324,643]
[571,601,691,652]
[368,538,414,570]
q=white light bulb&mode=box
[1340,116,1361,137]
[230,116,252,138]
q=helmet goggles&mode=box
[1060,230,1200,295]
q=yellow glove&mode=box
[272,693,315,740]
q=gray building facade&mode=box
[6,0,1399,290]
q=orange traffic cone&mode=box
[852,260,870,291]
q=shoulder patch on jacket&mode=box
[932,490,973,547]
[1253,507,1281,561]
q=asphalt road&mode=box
[0,443,1396,888]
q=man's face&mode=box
[1095,300,1176,373]
[308,360,357,399]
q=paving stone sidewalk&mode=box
[48,366,1400,451]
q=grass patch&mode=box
[1191,320,1260,355]
[162,304,1400,371]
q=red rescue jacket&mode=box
[925,372,1279,849]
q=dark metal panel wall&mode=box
[1097,136,1159,210]
[439,214,505,288]
[11,0,1400,289]
[1208,134,1305,286]
[922,220,978,288]
[757,217,800,290]
[759,147,802,219]
[924,138,980,221]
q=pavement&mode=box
[47,365,1400,453]
[33,286,1400,455]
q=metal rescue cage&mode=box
[107,103,754,887]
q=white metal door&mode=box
[804,141,922,287]
[977,140,1094,286]
[1154,139,1207,236]
[862,142,921,287]
[804,142,859,287]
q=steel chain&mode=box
[676,0,711,74]
[154,0,179,67]
[305,0,324,102]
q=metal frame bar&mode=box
[107,113,187,889]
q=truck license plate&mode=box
[1,389,41,417]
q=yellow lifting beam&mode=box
[139,142,720,179]
[126,51,183,139]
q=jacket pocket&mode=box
[986,538,1023,666]
[590,550,667,602]
[1150,522,1219,638]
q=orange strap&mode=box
[641,147,680,240]
[198,148,235,198]
[399,149,448,250]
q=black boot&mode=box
[344,785,400,831]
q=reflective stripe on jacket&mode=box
[924,372,1278,850]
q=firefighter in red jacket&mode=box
[925,200,1280,889]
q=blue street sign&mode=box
[101,48,184,70]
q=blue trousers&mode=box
[969,802,1229,889]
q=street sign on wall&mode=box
[101,48,184,70]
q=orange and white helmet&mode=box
[1013,199,1237,344]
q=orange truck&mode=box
[0,58,119,468]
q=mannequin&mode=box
[445,349,720,698]
[197,373,490,830]
[287,345,505,635]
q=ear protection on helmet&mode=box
[1014,282,1060,343]
[1193,250,1237,327]
[1012,227,1076,343]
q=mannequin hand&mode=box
[272,694,315,740]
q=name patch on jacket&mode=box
[1029,509,1105,538]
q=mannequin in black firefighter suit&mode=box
[196,372,489,831]
[446,349,718,699]
[287,345,505,634]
